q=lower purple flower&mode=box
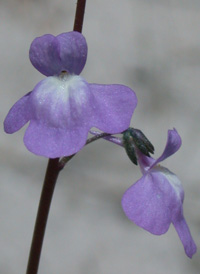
[122,129,197,258]
[4,32,137,158]
[91,128,197,258]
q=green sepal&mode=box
[122,128,154,165]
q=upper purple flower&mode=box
[4,31,137,158]
[122,129,197,258]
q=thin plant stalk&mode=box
[25,158,60,274]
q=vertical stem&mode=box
[26,158,60,274]
[25,1,87,273]
[73,0,87,32]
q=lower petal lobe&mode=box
[121,173,172,235]
[4,92,32,134]
[24,120,89,158]
[89,84,137,134]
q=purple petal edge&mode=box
[151,128,182,168]
[29,31,87,76]
[173,217,197,258]
[4,92,32,133]
[89,83,137,134]
[121,174,172,235]
[24,121,89,158]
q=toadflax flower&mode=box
[4,31,137,158]
[91,128,197,258]
[122,128,197,258]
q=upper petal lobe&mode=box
[29,31,87,76]
[57,32,87,75]
[152,129,182,168]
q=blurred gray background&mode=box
[1,0,200,273]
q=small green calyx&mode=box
[123,129,137,165]
[122,128,154,165]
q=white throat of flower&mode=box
[152,165,184,201]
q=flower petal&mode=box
[173,217,197,258]
[122,167,197,257]
[29,31,87,76]
[29,34,60,76]
[121,172,173,235]
[24,120,89,158]
[4,92,32,133]
[57,32,87,75]
[151,128,182,168]
[23,75,94,157]
[89,84,137,133]
[161,169,196,258]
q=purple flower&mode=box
[90,129,197,258]
[4,31,137,158]
[122,129,197,258]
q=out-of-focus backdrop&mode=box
[1,0,200,273]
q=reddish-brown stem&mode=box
[26,158,60,274]
[73,0,87,32]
